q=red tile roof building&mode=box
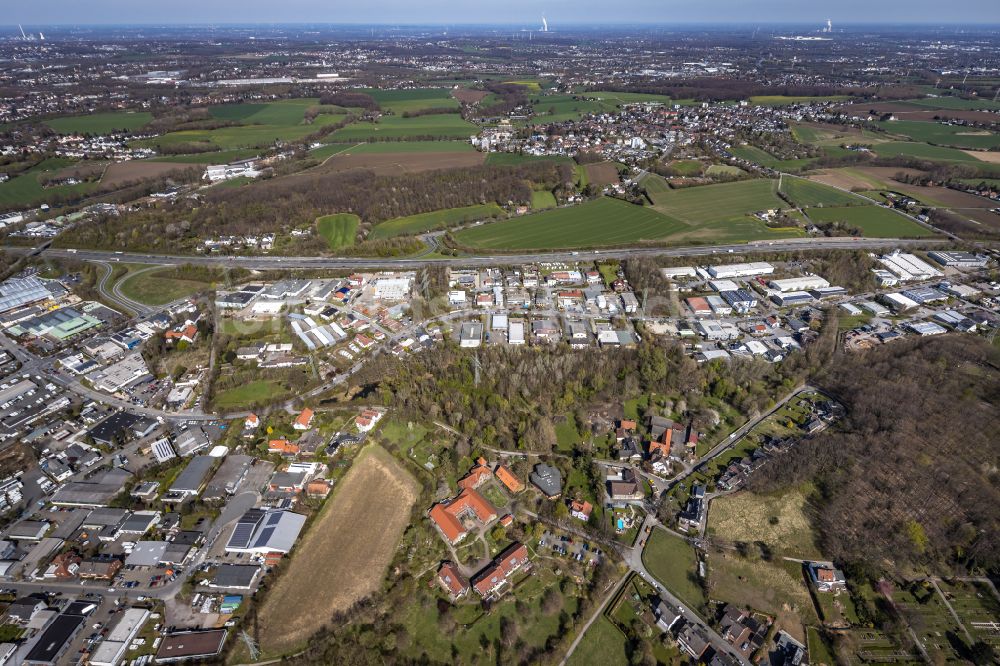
[471,542,530,597]
[428,488,498,545]
[494,464,524,493]
[437,562,468,599]
[293,408,314,431]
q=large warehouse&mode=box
[225,509,306,555]
[706,262,774,279]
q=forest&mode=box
[749,335,1000,575]
[57,160,572,252]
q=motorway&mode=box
[10,236,950,271]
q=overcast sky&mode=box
[5,0,999,26]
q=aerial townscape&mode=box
[0,3,997,665]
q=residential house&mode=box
[677,624,711,660]
[355,409,383,432]
[494,464,524,494]
[292,408,314,431]
[437,562,469,600]
[458,459,493,490]
[570,499,593,522]
[268,440,299,457]
[808,562,847,592]
[470,542,530,598]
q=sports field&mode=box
[316,213,359,249]
[587,90,677,104]
[44,110,153,134]
[879,119,1000,150]
[649,178,785,223]
[806,205,936,237]
[258,445,419,656]
[329,114,477,141]
[452,197,687,250]
[368,203,503,239]
[778,176,871,208]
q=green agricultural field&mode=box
[873,141,985,163]
[148,149,259,164]
[316,213,359,249]
[806,205,936,237]
[308,143,357,160]
[531,189,557,209]
[640,173,672,201]
[117,268,212,305]
[343,140,475,154]
[587,90,675,104]
[730,144,817,171]
[0,158,99,210]
[453,197,688,250]
[368,204,504,239]
[642,529,706,610]
[750,95,850,106]
[531,94,618,122]
[208,99,326,124]
[44,111,153,134]
[138,114,348,151]
[650,178,785,223]
[360,88,460,114]
[779,176,871,208]
[329,114,477,141]
[899,96,1000,111]
[879,120,1000,150]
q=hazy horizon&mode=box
[4,0,999,27]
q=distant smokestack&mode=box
[542,16,548,32]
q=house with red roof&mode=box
[355,409,383,432]
[570,499,593,522]
[494,464,524,494]
[268,439,299,456]
[437,562,469,600]
[293,408,314,431]
[165,324,199,345]
[458,459,492,491]
[471,542,530,598]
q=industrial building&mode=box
[706,262,774,279]
[0,276,54,315]
[660,266,697,279]
[768,275,829,292]
[877,252,942,281]
[881,293,920,311]
[225,508,306,555]
[927,251,989,268]
[769,291,814,307]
